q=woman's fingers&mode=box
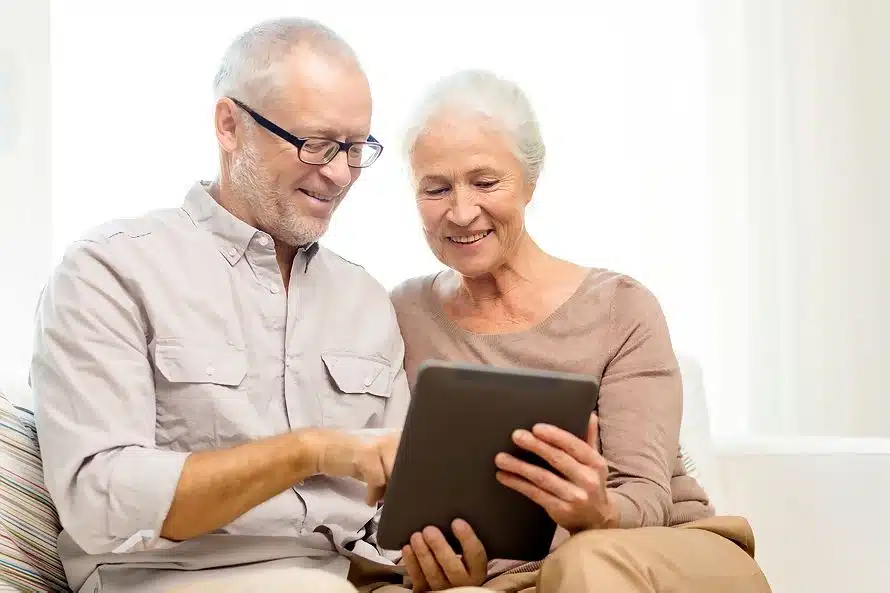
[586,413,600,449]
[452,519,487,580]
[422,526,468,585]
[511,429,597,486]
[410,531,449,590]
[496,469,571,515]
[495,450,589,501]
[402,522,488,590]
[528,422,605,470]
[493,414,614,534]
[402,545,429,593]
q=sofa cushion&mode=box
[677,355,725,512]
[0,389,69,591]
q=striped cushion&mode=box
[0,391,69,591]
[679,444,700,479]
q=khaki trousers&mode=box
[358,516,771,593]
[167,516,771,593]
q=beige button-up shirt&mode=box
[31,183,409,592]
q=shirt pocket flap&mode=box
[321,351,393,398]
[154,341,247,387]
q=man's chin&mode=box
[279,218,329,248]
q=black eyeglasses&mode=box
[229,98,383,168]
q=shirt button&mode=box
[229,247,237,257]
[270,284,280,294]
[205,366,215,376]
[363,374,375,387]
[258,235,270,247]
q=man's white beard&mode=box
[229,143,327,247]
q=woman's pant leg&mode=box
[536,516,772,593]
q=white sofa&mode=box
[677,357,890,593]
[718,435,890,593]
[2,359,889,593]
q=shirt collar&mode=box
[182,182,320,268]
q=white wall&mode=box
[0,0,51,391]
[714,0,890,438]
[47,1,729,425]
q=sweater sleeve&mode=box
[598,276,682,528]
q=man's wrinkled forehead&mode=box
[271,49,372,140]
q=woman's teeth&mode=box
[449,230,492,244]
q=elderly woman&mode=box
[387,71,771,593]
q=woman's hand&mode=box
[494,413,619,533]
[401,519,488,592]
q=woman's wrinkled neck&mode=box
[465,235,543,296]
[442,233,560,323]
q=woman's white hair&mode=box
[403,70,546,184]
[212,17,360,109]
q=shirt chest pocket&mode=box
[320,351,393,429]
[152,340,249,451]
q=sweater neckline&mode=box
[422,268,596,343]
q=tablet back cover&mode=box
[377,360,599,561]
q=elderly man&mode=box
[31,18,410,593]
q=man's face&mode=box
[227,49,372,247]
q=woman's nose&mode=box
[446,190,481,226]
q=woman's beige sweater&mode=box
[390,268,714,529]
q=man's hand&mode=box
[308,429,400,505]
[161,428,400,541]
[494,413,619,533]
[401,519,488,592]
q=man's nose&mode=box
[319,151,352,188]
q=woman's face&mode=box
[410,114,533,278]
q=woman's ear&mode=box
[522,178,537,206]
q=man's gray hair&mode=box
[213,17,360,109]
[403,70,546,184]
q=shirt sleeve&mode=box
[31,239,190,555]
[599,276,682,528]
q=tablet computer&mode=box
[376,359,599,561]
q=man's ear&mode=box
[215,98,239,153]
